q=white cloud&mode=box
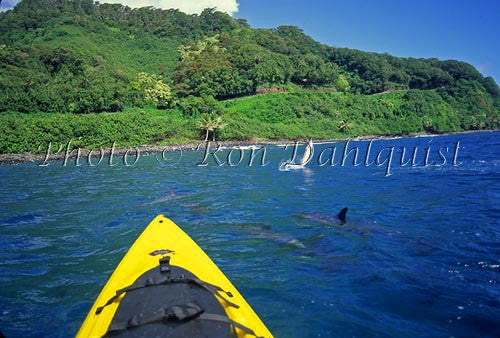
[102,0,239,16]
[0,0,19,12]
[0,0,239,16]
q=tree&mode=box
[198,113,227,141]
[136,72,172,108]
[178,95,223,116]
[198,114,214,141]
[336,74,350,92]
[482,77,500,97]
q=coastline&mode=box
[0,129,497,165]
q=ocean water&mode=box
[0,131,499,337]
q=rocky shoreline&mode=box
[0,129,497,165]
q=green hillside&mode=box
[0,0,499,153]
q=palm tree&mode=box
[198,114,227,142]
[198,114,214,142]
[211,115,227,141]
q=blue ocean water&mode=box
[0,131,499,337]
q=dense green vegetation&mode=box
[2,88,496,154]
[0,0,243,114]
[0,0,499,154]
[0,109,197,153]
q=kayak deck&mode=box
[78,214,272,337]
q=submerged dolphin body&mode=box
[296,207,348,226]
[140,188,188,207]
[297,208,405,239]
[231,220,363,260]
[231,223,306,249]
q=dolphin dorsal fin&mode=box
[337,207,348,223]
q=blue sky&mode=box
[236,0,500,83]
[1,0,499,83]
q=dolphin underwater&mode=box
[295,207,348,226]
[230,223,306,249]
[296,208,405,239]
[139,188,189,207]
